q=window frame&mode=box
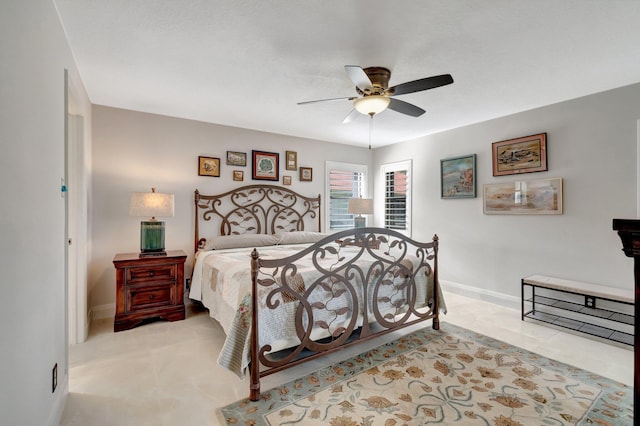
[380,159,412,237]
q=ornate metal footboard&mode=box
[249,227,439,400]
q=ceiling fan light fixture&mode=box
[354,95,390,116]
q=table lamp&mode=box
[348,197,373,228]
[129,187,175,256]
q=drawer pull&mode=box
[149,294,155,300]
[149,271,155,277]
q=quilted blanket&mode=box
[190,244,444,378]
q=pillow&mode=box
[276,231,328,245]
[204,233,280,250]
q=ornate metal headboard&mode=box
[194,185,321,252]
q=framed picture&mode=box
[198,156,220,177]
[483,177,562,215]
[283,175,292,185]
[285,151,297,170]
[233,170,244,181]
[226,151,247,167]
[441,154,476,198]
[299,167,312,182]
[492,133,547,176]
[252,150,279,181]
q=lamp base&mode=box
[140,220,166,255]
[354,216,366,228]
[139,250,167,258]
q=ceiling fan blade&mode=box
[342,108,359,124]
[388,98,426,117]
[345,65,373,92]
[387,74,454,96]
[298,96,356,105]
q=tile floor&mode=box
[60,291,633,425]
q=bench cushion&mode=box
[522,275,633,304]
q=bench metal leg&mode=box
[521,280,524,320]
[521,281,535,320]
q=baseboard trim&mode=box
[83,309,92,341]
[47,374,67,426]
[440,279,520,311]
[90,303,116,320]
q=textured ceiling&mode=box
[54,0,640,148]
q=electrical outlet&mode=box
[52,363,57,393]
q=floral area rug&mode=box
[219,323,632,425]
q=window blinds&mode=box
[329,169,365,230]
[384,170,407,230]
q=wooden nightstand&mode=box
[113,250,187,332]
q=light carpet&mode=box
[219,323,632,425]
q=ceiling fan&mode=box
[298,65,453,123]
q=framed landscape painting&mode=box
[251,150,279,181]
[492,133,547,176]
[441,154,476,198]
[483,177,562,215]
[226,151,247,167]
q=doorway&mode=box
[65,69,89,345]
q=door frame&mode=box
[65,69,89,345]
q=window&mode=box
[325,161,368,231]
[381,160,412,236]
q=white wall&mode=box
[92,84,640,313]
[0,1,92,425]
[374,83,640,307]
[90,106,372,311]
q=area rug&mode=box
[219,323,632,425]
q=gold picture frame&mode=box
[492,133,547,176]
[283,175,292,185]
[285,151,297,171]
[233,170,244,181]
[198,156,220,177]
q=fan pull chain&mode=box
[368,113,374,150]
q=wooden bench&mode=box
[521,274,634,346]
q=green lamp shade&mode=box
[140,220,165,254]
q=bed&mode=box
[189,184,443,400]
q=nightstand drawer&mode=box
[127,285,173,311]
[126,264,176,284]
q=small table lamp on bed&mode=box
[129,187,175,257]
[348,197,373,228]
